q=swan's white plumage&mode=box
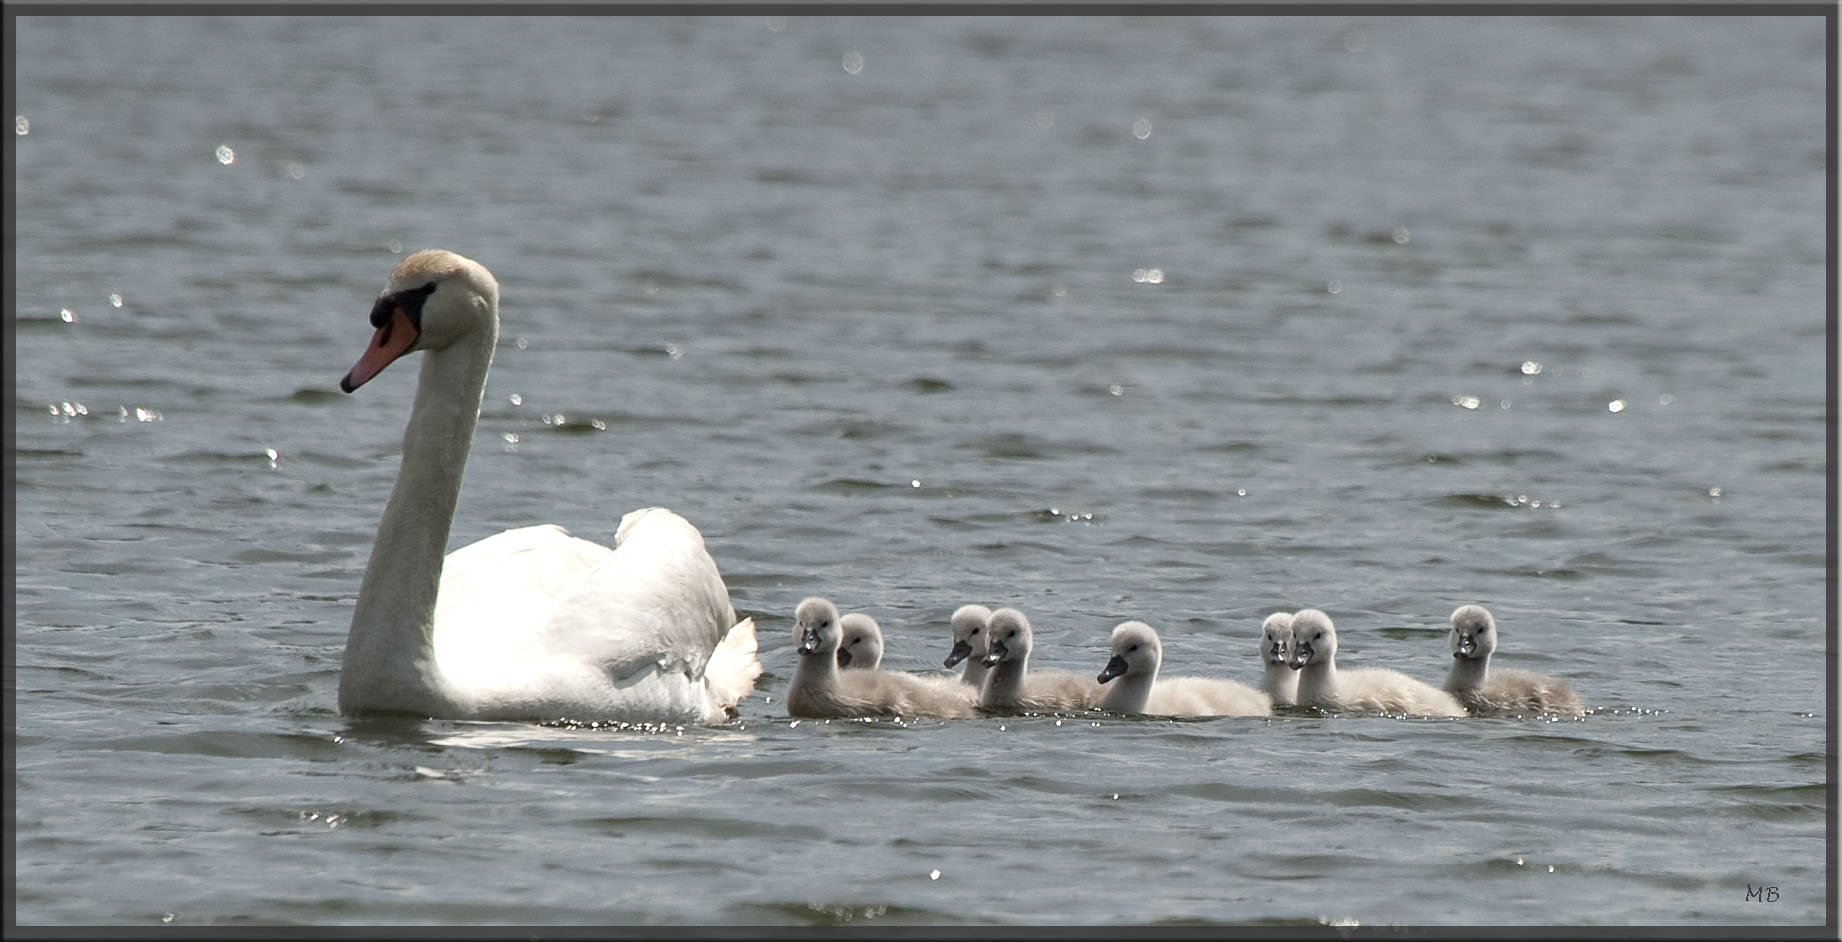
[786,598,978,719]
[977,607,1101,713]
[1443,604,1584,716]
[1288,609,1465,718]
[336,250,760,724]
[1094,620,1271,717]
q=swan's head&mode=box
[340,249,500,393]
[981,607,1033,668]
[793,597,843,659]
[1097,620,1161,685]
[837,612,884,670]
[944,603,992,668]
[1449,604,1498,661]
[1260,612,1294,666]
[1288,609,1337,669]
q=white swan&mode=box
[837,612,884,670]
[943,603,994,689]
[977,607,1102,713]
[786,598,979,719]
[1259,612,1299,707]
[1443,604,1584,716]
[1288,609,1465,717]
[335,250,761,724]
[1095,621,1272,717]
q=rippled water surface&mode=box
[13,14,1832,929]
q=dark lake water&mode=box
[12,13,1832,929]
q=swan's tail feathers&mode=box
[705,617,762,716]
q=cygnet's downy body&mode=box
[1443,604,1584,716]
[1095,621,1271,717]
[977,607,1102,713]
[786,597,978,719]
[1288,609,1467,717]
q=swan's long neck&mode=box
[1098,660,1153,713]
[960,655,990,689]
[981,654,1028,706]
[1262,660,1299,705]
[338,329,495,714]
[1296,655,1337,705]
[1445,652,1490,692]
[788,650,842,715]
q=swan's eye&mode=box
[970,627,980,635]
[1127,644,1139,653]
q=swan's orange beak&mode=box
[340,306,421,393]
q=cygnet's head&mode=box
[1260,612,1295,667]
[1449,604,1498,661]
[982,607,1033,667]
[793,597,843,659]
[837,612,884,669]
[341,249,500,393]
[1287,609,1337,669]
[1097,620,1162,684]
[944,603,992,668]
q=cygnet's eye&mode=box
[1127,644,1139,653]
[970,627,981,635]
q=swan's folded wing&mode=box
[433,524,613,662]
[534,508,738,685]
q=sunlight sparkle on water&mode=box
[15,115,28,135]
[1132,117,1153,139]
[1607,399,1626,413]
[59,308,76,323]
[842,51,864,74]
[215,145,235,165]
[109,293,123,308]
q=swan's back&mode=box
[433,508,747,721]
[1146,675,1272,717]
[1327,666,1468,717]
[1095,620,1271,717]
[1291,608,1464,718]
[1455,666,1584,716]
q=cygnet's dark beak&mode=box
[797,626,820,656]
[944,638,972,668]
[1455,634,1476,658]
[835,646,853,668]
[1288,642,1312,670]
[982,637,1008,668]
[1097,655,1129,684]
